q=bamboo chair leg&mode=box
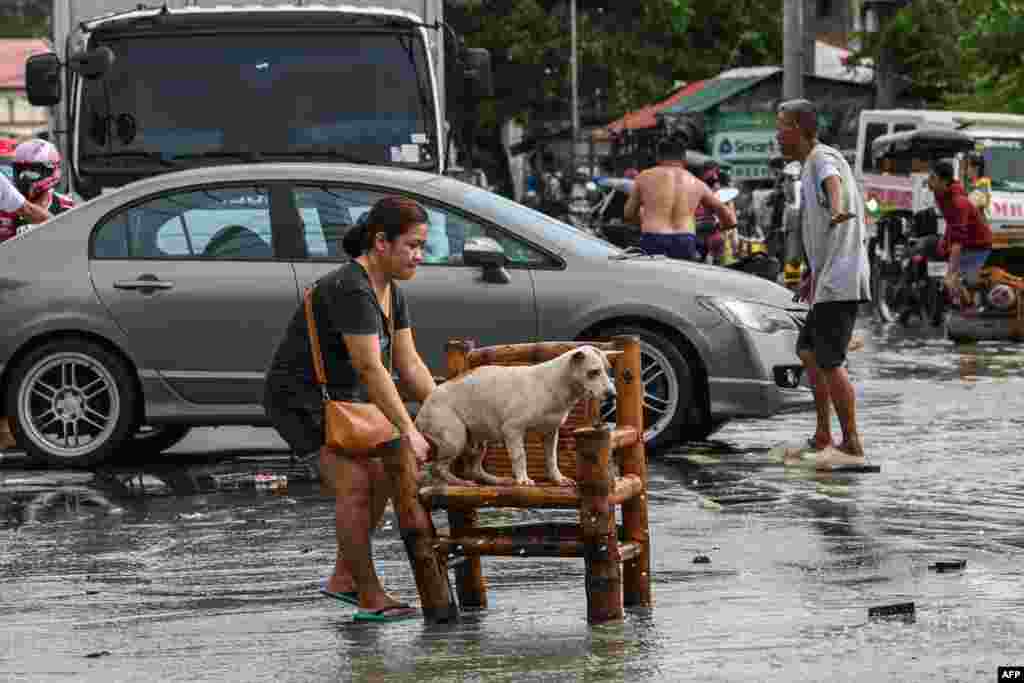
[381,436,459,623]
[612,335,652,607]
[577,428,623,624]
[443,339,487,608]
[447,509,487,608]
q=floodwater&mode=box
[2,318,1023,683]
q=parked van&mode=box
[854,109,1024,248]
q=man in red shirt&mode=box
[928,160,992,301]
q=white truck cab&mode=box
[27,1,492,200]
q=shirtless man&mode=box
[623,135,736,261]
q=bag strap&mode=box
[302,282,397,397]
[386,286,395,375]
[303,287,330,400]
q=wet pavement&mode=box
[2,318,1023,682]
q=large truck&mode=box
[25,0,492,199]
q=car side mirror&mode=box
[463,236,509,283]
[68,46,115,80]
[463,47,493,98]
[25,52,62,106]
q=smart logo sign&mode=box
[713,130,778,162]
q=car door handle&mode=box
[113,276,175,292]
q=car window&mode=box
[291,185,552,266]
[93,185,274,259]
[436,177,623,259]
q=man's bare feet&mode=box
[813,445,866,470]
[782,435,833,464]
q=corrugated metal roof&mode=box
[605,80,708,133]
[658,73,775,116]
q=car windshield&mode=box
[443,179,625,258]
[977,138,1024,192]
[79,32,437,170]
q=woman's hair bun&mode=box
[342,213,370,258]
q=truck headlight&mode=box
[698,297,799,334]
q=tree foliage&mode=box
[448,0,783,130]
[0,14,48,38]
[948,0,1024,114]
[852,0,1024,114]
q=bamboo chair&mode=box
[381,335,651,624]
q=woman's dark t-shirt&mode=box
[266,260,410,403]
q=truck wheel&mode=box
[594,325,698,454]
[6,339,138,469]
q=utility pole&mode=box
[570,0,579,177]
[783,0,804,101]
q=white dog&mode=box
[416,346,616,487]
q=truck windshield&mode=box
[79,32,437,170]
[978,138,1024,192]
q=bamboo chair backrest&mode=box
[446,339,623,482]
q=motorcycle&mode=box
[869,126,979,325]
[870,207,946,326]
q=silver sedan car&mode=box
[0,163,811,467]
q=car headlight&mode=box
[698,297,799,334]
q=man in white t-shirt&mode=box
[775,99,871,469]
[0,171,51,240]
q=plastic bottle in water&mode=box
[254,472,288,494]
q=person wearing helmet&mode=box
[0,139,72,451]
[0,138,72,244]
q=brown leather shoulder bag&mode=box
[303,285,400,457]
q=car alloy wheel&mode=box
[9,339,138,468]
[596,326,695,452]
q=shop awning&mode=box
[659,70,777,116]
[605,80,708,134]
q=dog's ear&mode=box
[572,349,586,365]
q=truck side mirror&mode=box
[25,53,62,107]
[463,47,493,98]
[68,46,116,80]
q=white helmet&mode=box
[13,138,62,198]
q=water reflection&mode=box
[2,317,1024,681]
[331,610,663,682]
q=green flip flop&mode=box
[353,604,419,623]
[319,579,359,607]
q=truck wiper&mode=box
[80,151,178,168]
[258,147,377,165]
[171,150,264,163]
[261,148,437,171]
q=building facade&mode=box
[0,39,51,139]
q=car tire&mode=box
[6,339,138,469]
[595,325,697,454]
[128,424,192,457]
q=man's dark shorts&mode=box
[640,232,698,261]
[796,301,859,370]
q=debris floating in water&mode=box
[692,554,711,564]
[929,560,967,572]
[699,497,722,511]
[868,602,915,621]
[84,650,112,659]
